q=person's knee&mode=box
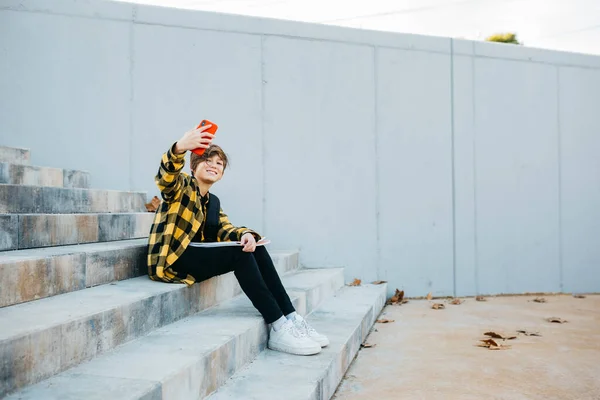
[254,246,268,256]
[235,249,257,268]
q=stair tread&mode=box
[0,161,88,173]
[0,183,144,193]
[0,250,298,340]
[0,162,90,189]
[5,268,345,400]
[0,184,147,213]
[0,238,147,262]
[208,284,387,400]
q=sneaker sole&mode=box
[268,341,321,356]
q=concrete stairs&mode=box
[0,145,386,399]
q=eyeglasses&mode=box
[204,158,224,170]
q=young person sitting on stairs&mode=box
[147,123,328,356]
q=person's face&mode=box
[193,155,225,184]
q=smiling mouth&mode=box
[206,170,217,176]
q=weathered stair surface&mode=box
[0,212,154,251]
[0,146,30,165]
[0,239,148,308]
[0,251,300,397]
[281,268,345,316]
[208,284,387,400]
[0,184,146,214]
[6,268,345,400]
[0,162,90,188]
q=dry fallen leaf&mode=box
[348,278,362,287]
[449,298,463,305]
[376,319,395,324]
[475,296,487,302]
[484,331,517,340]
[533,297,547,303]
[372,280,387,285]
[431,303,445,310]
[517,330,542,337]
[426,292,433,301]
[145,196,161,212]
[389,289,404,303]
[489,344,511,350]
[573,294,586,299]
[547,317,567,324]
[388,289,410,305]
[478,338,511,350]
[361,343,376,348]
[479,338,499,347]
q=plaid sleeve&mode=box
[216,208,261,242]
[155,142,186,203]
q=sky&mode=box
[115,0,600,56]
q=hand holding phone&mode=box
[191,120,218,156]
[174,120,219,155]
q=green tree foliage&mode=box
[485,32,521,45]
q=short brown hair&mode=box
[190,144,229,173]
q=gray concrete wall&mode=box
[1,0,599,296]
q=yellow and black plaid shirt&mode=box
[147,143,259,285]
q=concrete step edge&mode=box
[0,250,300,396]
[4,267,344,400]
[207,283,388,400]
[0,162,90,188]
[0,242,297,307]
[0,238,148,261]
[0,183,146,195]
[0,146,30,165]
[0,212,155,251]
[0,184,147,214]
[0,238,149,308]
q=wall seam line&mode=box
[450,39,457,297]
[374,46,382,283]
[128,6,136,192]
[260,35,267,236]
[471,40,479,295]
[556,67,564,292]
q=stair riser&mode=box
[0,163,90,188]
[0,185,146,214]
[150,271,344,399]
[273,251,299,274]
[0,249,293,308]
[312,290,386,400]
[0,214,18,250]
[0,147,29,165]
[271,252,300,275]
[206,285,387,400]
[0,252,299,396]
[288,276,345,316]
[0,213,154,251]
[0,286,203,396]
[0,246,146,308]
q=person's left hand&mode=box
[241,233,256,252]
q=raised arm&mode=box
[155,143,186,202]
[155,125,215,202]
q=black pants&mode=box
[171,245,295,324]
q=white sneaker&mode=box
[292,315,329,347]
[268,320,321,356]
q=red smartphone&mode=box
[192,119,218,156]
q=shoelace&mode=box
[296,319,317,336]
[283,321,307,338]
